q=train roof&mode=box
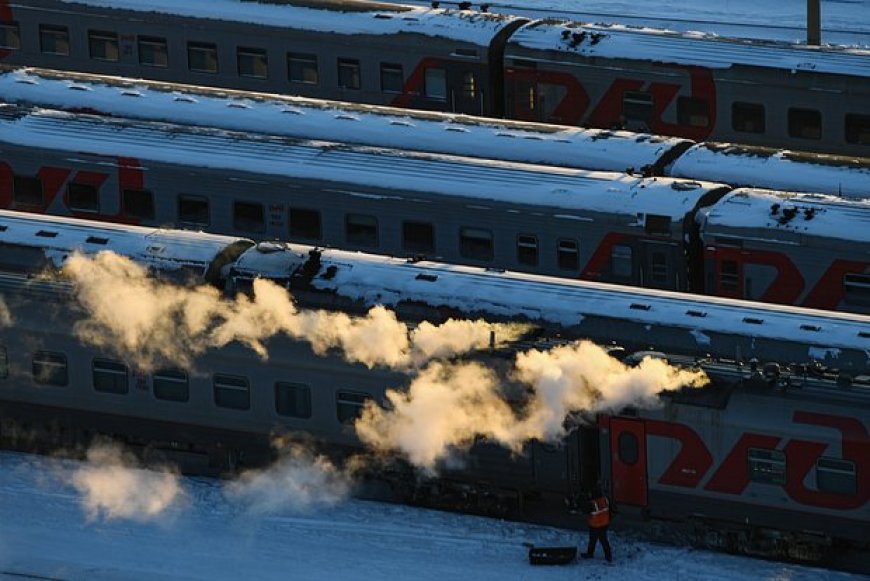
[0,106,726,219]
[44,0,523,44]
[668,143,870,199]
[508,20,870,78]
[0,210,252,274]
[0,67,687,176]
[697,189,870,243]
[299,245,870,355]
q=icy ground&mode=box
[0,451,860,581]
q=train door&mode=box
[641,242,680,290]
[451,69,484,116]
[609,418,648,507]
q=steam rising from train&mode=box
[62,251,527,371]
[355,342,708,469]
[62,250,708,473]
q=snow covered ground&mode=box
[391,0,870,46]
[0,450,861,581]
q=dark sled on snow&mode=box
[528,546,577,565]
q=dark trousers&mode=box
[584,526,612,561]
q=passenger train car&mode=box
[0,0,867,156]
[0,210,866,564]
[1,103,870,313]
[3,66,869,198]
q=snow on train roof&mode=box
[697,189,870,243]
[0,210,248,271]
[0,107,725,219]
[304,245,870,353]
[49,0,520,44]
[508,20,870,77]
[668,143,870,199]
[0,67,685,175]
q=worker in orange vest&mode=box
[581,485,612,562]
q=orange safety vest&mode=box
[587,496,611,528]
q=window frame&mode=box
[336,391,372,424]
[816,457,857,496]
[122,188,155,220]
[187,41,219,74]
[623,91,654,122]
[233,200,266,233]
[337,58,361,90]
[289,207,322,240]
[611,244,633,278]
[732,101,766,134]
[275,382,312,419]
[39,24,70,56]
[138,35,169,68]
[88,29,120,62]
[12,175,43,207]
[677,96,709,127]
[213,374,251,411]
[517,234,538,267]
[402,221,435,254]
[32,351,68,386]
[424,67,447,101]
[747,447,786,485]
[845,113,870,146]
[380,63,404,94]
[788,107,822,140]
[0,21,21,50]
[288,52,319,85]
[556,238,579,271]
[177,194,210,226]
[67,182,100,213]
[153,368,189,402]
[93,358,129,394]
[459,226,494,261]
[345,213,378,247]
[237,46,269,79]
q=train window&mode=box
[39,25,70,56]
[345,213,378,247]
[557,239,579,271]
[138,36,168,68]
[816,457,856,496]
[380,63,404,94]
[617,431,638,466]
[238,47,268,80]
[788,108,822,140]
[732,102,766,133]
[462,71,477,99]
[288,52,318,85]
[650,251,668,284]
[644,214,671,235]
[12,176,43,207]
[517,234,538,266]
[0,346,7,379]
[719,260,739,292]
[32,351,68,387]
[336,391,372,424]
[275,382,312,418]
[843,273,870,307]
[88,30,119,62]
[122,189,155,220]
[845,114,870,146]
[67,182,100,213]
[612,245,633,278]
[425,67,447,101]
[93,358,129,394]
[188,42,219,74]
[178,194,209,226]
[0,243,50,274]
[289,207,321,240]
[747,448,786,485]
[403,221,435,254]
[459,227,493,261]
[153,369,189,402]
[338,58,361,90]
[623,92,653,122]
[677,97,709,127]
[233,201,265,233]
[214,374,251,410]
[0,22,20,50]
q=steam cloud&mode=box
[62,251,524,371]
[226,446,351,514]
[71,442,183,521]
[356,341,709,469]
